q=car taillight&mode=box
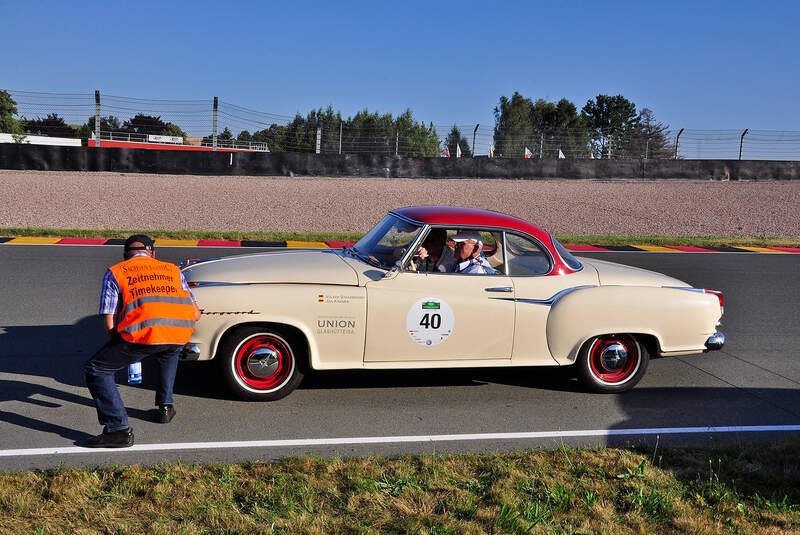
[704,289,724,310]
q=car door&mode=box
[363,268,515,363]
[505,232,598,365]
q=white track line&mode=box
[2,425,800,457]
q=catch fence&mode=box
[3,90,799,160]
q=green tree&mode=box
[0,90,23,134]
[581,94,640,158]
[394,109,440,157]
[494,92,591,158]
[77,115,121,139]
[444,125,472,157]
[630,108,672,159]
[529,98,591,158]
[121,114,169,136]
[494,91,536,157]
[237,130,252,142]
[22,113,75,137]
[243,106,438,156]
[162,123,186,138]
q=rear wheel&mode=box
[218,326,305,401]
[577,334,648,393]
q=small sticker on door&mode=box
[406,297,455,346]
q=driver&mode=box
[409,228,456,272]
[451,231,495,274]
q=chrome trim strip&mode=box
[665,286,704,293]
[488,285,596,306]
[485,286,513,292]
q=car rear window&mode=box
[551,237,583,271]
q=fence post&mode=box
[539,132,544,159]
[338,120,342,154]
[212,97,218,151]
[94,90,101,147]
[472,124,479,157]
[739,128,749,160]
[316,124,322,154]
[674,128,684,159]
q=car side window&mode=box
[505,233,552,275]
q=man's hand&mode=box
[415,246,429,260]
[102,314,116,337]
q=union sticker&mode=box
[406,297,454,347]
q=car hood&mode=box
[579,257,688,287]
[182,249,359,286]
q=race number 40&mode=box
[406,298,455,347]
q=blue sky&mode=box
[2,0,798,133]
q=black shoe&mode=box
[157,404,176,423]
[81,427,134,448]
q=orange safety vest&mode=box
[109,255,196,345]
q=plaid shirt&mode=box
[99,252,194,315]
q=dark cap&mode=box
[124,234,155,251]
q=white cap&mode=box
[451,231,482,246]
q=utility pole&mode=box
[472,124,479,156]
[395,130,399,156]
[338,120,342,154]
[94,90,101,148]
[315,124,322,154]
[212,97,218,151]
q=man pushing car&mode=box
[81,234,201,448]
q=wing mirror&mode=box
[383,260,403,278]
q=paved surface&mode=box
[0,245,798,471]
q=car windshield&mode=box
[551,236,583,271]
[352,214,422,269]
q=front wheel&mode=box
[576,334,648,393]
[218,326,305,401]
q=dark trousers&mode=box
[84,337,181,432]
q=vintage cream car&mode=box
[179,206,725,400]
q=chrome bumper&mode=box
[704,331,725,351]
[179,343,201,361]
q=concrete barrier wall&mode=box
[1,143,798,180]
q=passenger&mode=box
[451,232,496,274]
[409,228,456,272]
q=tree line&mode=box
[1,89,671,159]
[493,92,672,159]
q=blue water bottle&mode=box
[128,361,142,384]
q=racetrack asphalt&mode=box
[0,245,798,471]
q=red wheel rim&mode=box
[588,335,639,384]
[234,334,293,391]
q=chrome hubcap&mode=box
[246,347,279,378]
[600,343,628,371]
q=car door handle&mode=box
[484,287,513,292]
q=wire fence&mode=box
[3,89,800,160]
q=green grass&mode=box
[1,440,799,534]
[2,226,799,248]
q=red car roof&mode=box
[393,206,551,243]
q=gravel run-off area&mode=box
[1,170,799,237]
